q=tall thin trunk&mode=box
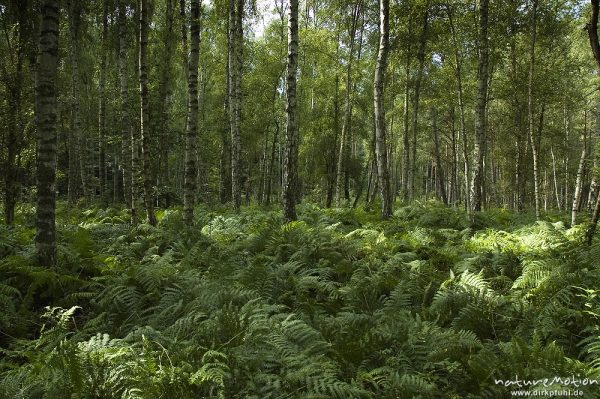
[139,0,156,225]
[326,73,340,207]
[283,0,299,221]
[118,0,131,212]
[35,0,59,266]
[98,0,108,200]
[184,0,200,225]
[68,0,83,204]
[510,12,526,211]
[551,146,561,211]
[470,0,489,213]
[130,1,143,224]
[230,0,244,210]
[220,10,232,204]
[589,159,598,211]
[589,0,600,243]
[448,6,470,212]
[265,115,279,205]
[564,106,570,210]
[410,6,429,201]
[572,111,588,226]
[527,0,540,219]
[374,0,392,219]
[401,32,411,202]
[432,108,448,205]
[71,1,92,202]
[157,0,175,200]
[113,148,120,203]
[588,189,600,245]
[450,107,459,205]
[335,1,362,207]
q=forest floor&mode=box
[1,201,600,398]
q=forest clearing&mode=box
[3,0,600,397]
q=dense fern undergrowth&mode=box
[2,201,600,398]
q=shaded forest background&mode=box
[3,0,600,230]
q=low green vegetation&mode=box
[1,202,600,398]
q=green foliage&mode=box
[2,203,600,397]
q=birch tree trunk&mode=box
[230,0,244,211]
[98,0,108,200]
[588,159,598,211]
[130,1,142,224]
[448,6,470,212]
[68,0,83,204]
[410,7,429,201]
[374,0,392,219]
[527,0,540,220]
[588,1,600,245]
[283,0,299,221]
[220,10,232,204]
[401,50,411,202]
[335,1,362,207]
[157,0,175,201]
[572,113,587,226]
[470,0,489,213]
[184,0,200,225]
[551,146,561,210]
[35,0,59,266]
[139,0,156,225]
[118,0,132,212]
[432,108,448,205]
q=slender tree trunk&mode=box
[230,0,244,211]
[130,1,141,224]
[432,108,448,205]
[374,0,392,219]
[449,107,459,205]
[470,0,489,213]
[265,116,279,205]
[113,149,120,203]
[527,0,540,219]
[283,0,299,221]
[335,1,361,207]
[589,159,598,211]
[551,146,561,211]
[588,0,600,243]
[68,0,83,204]
[139,0,156,225]
[563,106,571,211]
[401,38,411,202]
[220,11,232,204]
[327,74,340,208]
[410,7,429,201]
[98,0,108,200]
[588,189,600,245]
[35,0,59,266]
[447,6,470,211]
[118,0,132,213]
[183,0,200,225]
[157,0,175,202]
[70,0,93,202]
[572,113,587,226]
